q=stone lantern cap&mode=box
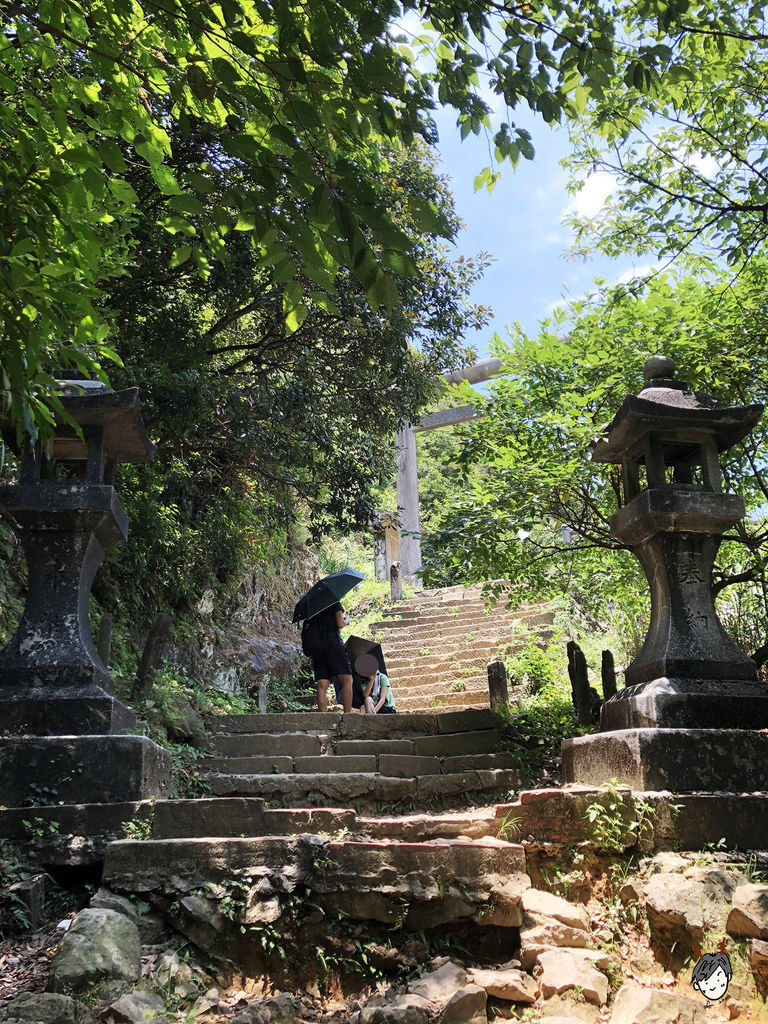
[592,355,763,465]
[0,379,155,464]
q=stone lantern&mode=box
[0,377,154,733]
[563,356,768,790]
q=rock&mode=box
[644,867,743,959]
[468,967,537,1003]
[109,991,167,1023]
[522,890,591,931]
[244,894,282,925]
[438,984,486,1023]
[643,853,692,876]
[48,908,140,992]
[89,887,138,920]
[520,913,590,951]
[164,695,206,743]
[535,949,609,1006]
[190,988,219,1017]
[153,951,205,1000]
[540,995,599,1022]
[408,961,468,1004]
[727,884,768,939]
[749,938,768,996]
[609,983,709,1023]
[5,992,98,1024]
[360,993,431,1024]
[138,912,168,946]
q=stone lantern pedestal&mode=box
[0,379,170,806]
[563,356,767,790]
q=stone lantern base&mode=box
[599,676,768,731]
[563,728,768,791]
[0,686,137,737]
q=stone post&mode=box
[395,424,422,584]
[601,649,617,700]
[389,561,403,602]
[487,660,509,710]
[567,640,592,727]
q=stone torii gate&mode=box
[380,357,502,585]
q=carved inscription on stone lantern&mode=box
[592,355,766,730]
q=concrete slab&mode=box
[150,799,357,839]
[207,772,417,804]
[339,714,439,738]
[442,752,519,772]
[437,709,503,733]
[416,769,519,799]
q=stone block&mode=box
[202,756,294,774]
[0,801,151,864]
[293,754,377,774]
[522,889,590,931]
[210,732,324,757]
[151,797,265,839]
[416,769,518,799]
[608,982,708,1024]
[535,949,608,1005]
[0,735,170,805]
[413,730,501,756]
[0,690,136,736]
[467,967,538,1003]
[339,714,440,738]
[335,738,415,755]
[208,712,341,733]
[727,884,768,939]
[436,709,503,733]
[207,771,416,804]
[379,754,442,777]
[442,753,518,772]
[563,728,768,791]
[600,677,768,730]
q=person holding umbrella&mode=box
[293,569,364,714]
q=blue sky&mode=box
[429,102,652,356]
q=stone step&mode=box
[382,631,518,657]
[210,727,503,760]
[201,750,517,780]
[102,834,529,934]
[369,611,521,635]
[376,603,547,627]
[370,612,553,642]
[401,702,490,714]
[393,676,488,697]
[386,651,499,674]
[388,667,491,689]
[396,690,490,712]
[207,710,500,738]
[206,767,520,805]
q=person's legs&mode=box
[338,673,353,714]
[363,696,376,714]
[316,677,331,712]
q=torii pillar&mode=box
[395,357,502,585]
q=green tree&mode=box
[94,141,491,620]
[6,0,759,437]
[421,256,768,662]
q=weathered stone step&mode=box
[102,834,529,933]
[396,690,489,712]
[207,709,501,737]
[369,610,524,634]
[377,601,546,624]
[402,702,490,714]
[201,750,517,779]
[389,666,491,688]
[394,676,488,697]
[382,630,518,656]
[211,727,503,760]
[206,767,519,805]
[386,652,499,675]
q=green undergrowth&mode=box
[497,683,586,784]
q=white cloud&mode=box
[616,263,658,283]
[563,171,617,219]
[544,232,565,245]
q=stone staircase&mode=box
[199,709,519,810]
[368,582,553,713]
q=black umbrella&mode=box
[345,634,387,676]
[292,568,365,623]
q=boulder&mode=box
[360,993,431,1024]
[408,961,468,1004]
[522,890,591,932]
[644,867,743,959]
[89,888,138,921]
[5,993,97,1024]
[438,984,486,1023]
[468,966,537,1003]
[535,949,608,1005]
[749,938,768,997]
[540,995,600,1022]
[108,991,167,1023]
[608,983,709,1024]
[153,950,206,1000]
[164,695,206,744]
[520,913,590,951]
[138,912,168,946]
[48,908,140,992]
[727,883,768,939]
[521,945,612,972]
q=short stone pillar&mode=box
[0,376,171,804]
[563,356,768,790]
